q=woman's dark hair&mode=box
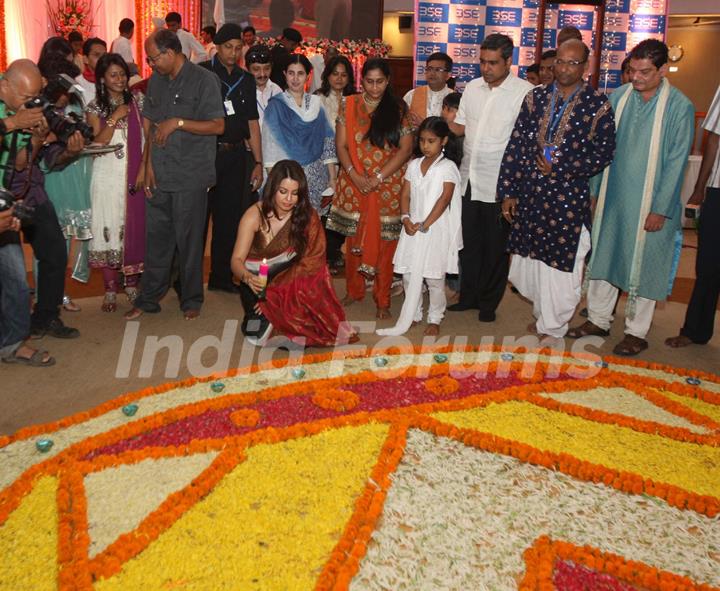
[317,56,355,97]
[416,116,462,167]
[94,53,132,116]
[260,160,312,257]
[284,53,312,75]
[362,58,406,149]
[39,37,73,64]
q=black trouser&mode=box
[135,188,207,313]
[681,187,720,344]
[206,147,253,290]
[457,185,510,316]
[22,200,67,326]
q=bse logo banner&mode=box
[449,24,483,44]
[602,32,628,52]
[448,43,480,61]
[631,0,666,14]
[606,0,631,12]
[416,24,449,41]
[600,50,627,69]
[558,9,594,31]
[415,42,449,58]
[604,13,630,32]
[520,27,556,48]
[486,6,522,27]
[418,2,450,23]
[630,14,665,33]
[452,62,482,83]
[450,5,485,25]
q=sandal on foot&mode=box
[62,295,81,312]
[665,334,694,348]
[124,307,144,320]
[566,320,610,339]
[2,348,55,367]
[612,334,648,357]
[101,292,117,313]
[125,287,138,305]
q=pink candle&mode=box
[258,258,269,287]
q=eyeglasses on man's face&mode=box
[424,66,448,73]
[146,50,168,65]
[554,58,586,67]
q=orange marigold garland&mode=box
[229,408,261,428]
[312,388,361,412]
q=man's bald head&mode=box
[1,59,43,111]
[557,39,590,63]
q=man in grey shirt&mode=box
[126,29,224,320]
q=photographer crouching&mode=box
[0,59,92,340]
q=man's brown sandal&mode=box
[566,320,610,339]
[612,334,648,357]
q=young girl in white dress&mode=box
[376,117,462,337]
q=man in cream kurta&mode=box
[568,40,694,356]
[403,52,454,127]
[447,34,532,323]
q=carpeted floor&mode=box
[1,275,718,437]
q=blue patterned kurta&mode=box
[497,83,616,272]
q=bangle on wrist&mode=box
[418,221,428,233]
[107,119,116,128]
[400,213,410,221]
[376,171,383,182]
[346,165,354,174]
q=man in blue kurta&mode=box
[567,39,695,356]
[499,40,616,340]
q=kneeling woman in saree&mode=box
[231,160,357,347]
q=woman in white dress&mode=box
[377,117,462,337]
[86,53,146,312]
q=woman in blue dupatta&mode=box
[262,54,337,214]
[85,53,145,312]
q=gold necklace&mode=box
[362,93,381,108]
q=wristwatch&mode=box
[418,222,429,233]
[177,119,185,128]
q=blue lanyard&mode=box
[545,84,580,144]
[212,56,244,100]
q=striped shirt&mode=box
[704,85,720,188]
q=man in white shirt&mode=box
[111,18,138,76]
[75,37,107,106]
[403,52,453,127]
[200,25,217,59]
[666,84,720,348]
[447,33,533,322]
[246,45,282,127]
[165,11,208,63]
[239,26,257,70]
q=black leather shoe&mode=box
[32,318,80,339]
[478,311,496,323]
[447,303,474,312]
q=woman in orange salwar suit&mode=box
[327,58,414,319]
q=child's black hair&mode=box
[416,116,462,167]
[442,92,461,111]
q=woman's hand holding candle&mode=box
[257,258,269,299]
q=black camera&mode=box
[24,74,94,145]
[0,187,34,222]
